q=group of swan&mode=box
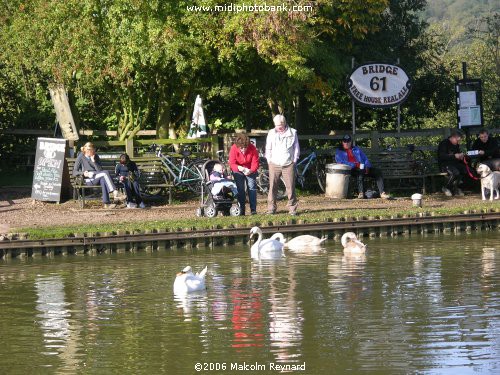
[173,228,366,294]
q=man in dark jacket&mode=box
[471,129,500,171]
[438,130,470,196]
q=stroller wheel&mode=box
[230,205,241,216]
[196,207,204,217]
[205,205,217,218]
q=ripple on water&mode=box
[0,232,498,374]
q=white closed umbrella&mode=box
[187,95,208,139]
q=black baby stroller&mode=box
[196,160,241,218]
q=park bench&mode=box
[367,150,453,194]
[364,150,427,193]
[66,156,172,207]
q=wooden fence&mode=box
[1,127,498,162]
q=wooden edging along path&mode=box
[0,212,498,258]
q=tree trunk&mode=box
[294,91,308,133]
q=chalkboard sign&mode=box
[31,137,67,202]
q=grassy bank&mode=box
[14,201,500,240]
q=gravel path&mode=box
[1,187,492,234]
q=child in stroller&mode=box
[197,160,241,217]
[210,163,238,199]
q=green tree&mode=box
[0,0,389,139]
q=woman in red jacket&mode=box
[229,133,260,215]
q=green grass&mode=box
[14,201,500,240]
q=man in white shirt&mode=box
[265,115,300,215]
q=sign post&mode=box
[347,62,412,145]
[31,138,67,203]
[455,62,483,147]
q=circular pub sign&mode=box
[347,63,412,108]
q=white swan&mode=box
[341,232,366,254]
[249,227,284,259]
[173,266,208,295]
[271,233,326,251]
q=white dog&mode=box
[476,164,500,201]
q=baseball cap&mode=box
[342,134,352,142]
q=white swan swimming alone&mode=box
[271,233,327,251]
[341,232,366,254]
[249,227,284,260]
[173,266,208,295]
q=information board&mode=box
[31,137,67,202]
[456,79,483,128]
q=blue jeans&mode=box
[85,171,116,204]
[232,172,257,214]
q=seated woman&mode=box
[210,163,238,198]
[73,142,119,208]
[335,135,390,199]
[115,153,146,209]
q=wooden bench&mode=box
[67,157,172,207]
[364,150,427,193]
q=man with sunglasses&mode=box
[335,135,390,199]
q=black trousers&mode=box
[440,163,468,191]
[351,167,385,194]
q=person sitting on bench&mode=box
[115,153,145,209]
[335,134,390,199]
[470,129,500,171]
[437,129,471,197]
[73,142,119,208]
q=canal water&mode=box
[0,232,499,374]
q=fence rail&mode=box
[2,127,498,158]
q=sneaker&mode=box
[380,192,391,199]
[126,202,137,209]
[139,202,146,209]
[104,203,117,209]
[266,210,276,215]
[357,192,365,199]
[290,211,298,216]
[455,188,465,197]
[441,187,453,197]
[251,211,257,215]
[112,190,119,200]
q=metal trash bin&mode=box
[325,163,351,199]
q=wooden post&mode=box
[351,57,356,142]
[211,135,219,159]
[371,130,380,151]
[125,138,134,157]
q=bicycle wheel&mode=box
[257,167,286,200]
[315,158,327,193]
[183,161,204,194]
[257,167,270,195]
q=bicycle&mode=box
[147,144,204,195]
[295,149,327,192]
